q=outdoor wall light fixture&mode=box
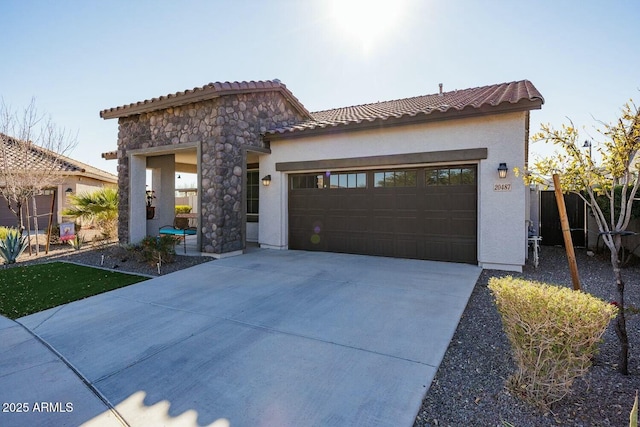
[65,188,73,194]
[498,163,508,179]
[261,175,272,186]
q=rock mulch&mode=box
[10,240,213,276]
[415,246,640,426]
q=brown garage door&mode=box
[289,166,477,263]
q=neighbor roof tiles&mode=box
[0,133,117,182]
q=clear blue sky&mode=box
[2,0,639,175]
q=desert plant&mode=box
[0,226,11,240]
[63,188,118,239]
[67,233,85,251]
[175,205,192,214]
[136,235,177,266]
[489,276,617,409]
[0,228,28,264]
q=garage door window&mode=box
[329,172,366,189]
[291,174,326,189]
[425,167,475,186]
[374,170,417,187]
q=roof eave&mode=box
[100,86,311,120]
[101,151,118,160]
[265,98,543,141]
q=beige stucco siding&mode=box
[260,111,529,271]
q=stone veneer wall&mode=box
[116,91,305,253]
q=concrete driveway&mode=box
[7,249,480,426]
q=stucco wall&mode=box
[261,112,529,270]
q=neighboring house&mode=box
[100,79,544,271]
[0,133,117,228]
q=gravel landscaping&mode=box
[11,239,213,276]
[415,246,640,427]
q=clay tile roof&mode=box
[265,80,544,137]
[0,133,117,183]
[100,79,311,119]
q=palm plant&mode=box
[63,188,118,239]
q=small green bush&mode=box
[0,227,11,240]
[67,233,86,251]
[175,205,192,214]
[488,276,617,409]
[134,235,178,266]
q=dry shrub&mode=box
[488,276,617,409]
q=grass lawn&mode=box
[0,262,149,319]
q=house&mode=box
[100,79,544,271]
[0,133,117,228]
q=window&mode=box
[329,172,366,189]
[291,174,325,189]
[374,170,417,187]
[425,167,476,186]
[247,170,259,222]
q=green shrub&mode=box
[63,188,118,239]
[134,235,178,266]
[0,229,28,264]
[67,233,86,251]
[488,276,617,409]
[0,227,11,240]
[175,205,192,214]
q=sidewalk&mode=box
[0,315,123,426]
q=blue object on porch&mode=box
[158,222,197,254]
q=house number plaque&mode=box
[494,183,512,192]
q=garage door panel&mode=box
[372,237,395,257]
[328,233,367,254]
[326,214,348,231]
[449,196,476,210]
[451,218,476,236]
[289,166,477,264]
[344,193,368,207]
[372,194,394,209]
[394,217,417,234]
[395,237,418,258]
[396,194,418,210]
[307,197,326,210]
[424,218,450,234]
[423,239,452,261]
[347,216,368,232]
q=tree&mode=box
[0,98,78,254]
[528,100,640,375]
[63,188,118,239]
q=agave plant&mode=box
[0,229,28,264]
